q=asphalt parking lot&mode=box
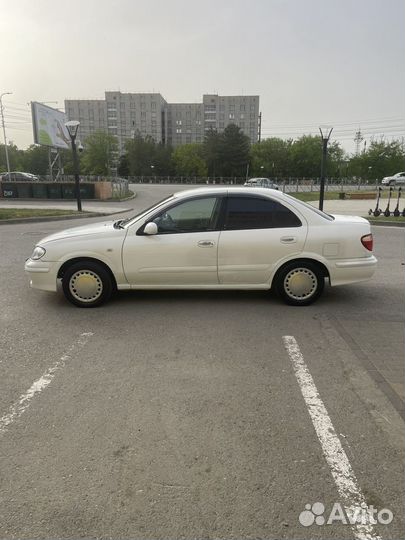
[0,185,404,539]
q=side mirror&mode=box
[144,222,158,235]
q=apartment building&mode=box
[65,92,260,152]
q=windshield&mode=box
[283,193,335,221]
[118,195,175,227]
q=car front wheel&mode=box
[62,261,113,308]
[275,262,324,306]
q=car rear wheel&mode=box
[62,261,112,308]
[275,262,324,306]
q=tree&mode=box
[172,144,207,176]
[349,139,405,180]
[0,143,23,172]
[202,128,221,177]
[125,135,158,176]
[81,130,118,175]
[250,138,292,178]
[123,136,173,176]
[217,124,250,178]
[117,153,130,177]
[21,145,49,175]
[288,135,344,178]
[153,143,174,176]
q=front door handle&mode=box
[198,240,215,247]
[280,236,297,244]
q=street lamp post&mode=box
[319,126,333,211]
[0,92,13,177]
[65,120,82,212]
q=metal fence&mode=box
[121,176,384,192]
[36,174,386,193]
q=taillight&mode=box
[361,234,373,251]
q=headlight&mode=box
[31,246,46,260]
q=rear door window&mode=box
[224,196,302,230]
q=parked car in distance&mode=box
[244,177,279,190]
[0,171,39,182]
[25,187,377,308]
[381,172,405,186]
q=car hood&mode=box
[39,220,119,244]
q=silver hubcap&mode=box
[284,267,317,300]
[69,270,103,303]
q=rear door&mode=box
[218,195,307,285]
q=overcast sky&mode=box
[1,0,404,153]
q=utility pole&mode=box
[0,92,12,176]
[319,127,333,211]
[65,121,82,212]
[354,128,363,155]
[258,112,262,143]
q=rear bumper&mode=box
[24,259,59,292]
[330,255,377,286]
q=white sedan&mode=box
[25,187,377,308]
[381,172,405,186]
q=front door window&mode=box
[152,197,221,234]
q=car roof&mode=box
[247,177,270,181]
[173,186,285,200]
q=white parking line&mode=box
[0,332,93,435]
[283,335,382,540]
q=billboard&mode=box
[31,102,71,149]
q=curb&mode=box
[367,220,405,228]
[0,190,137,204]
[0,207,133,225]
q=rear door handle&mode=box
[280,236,297,244]
[198,240,215,247]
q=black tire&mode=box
[275,261,325,306]
[62,261,113,308]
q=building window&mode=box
[151,102,156,110]
[229,113,235,119]
[176,128,182,133]
[176,120,182,125]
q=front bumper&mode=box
[24,259,59,292]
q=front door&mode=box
[122,195,222,286]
